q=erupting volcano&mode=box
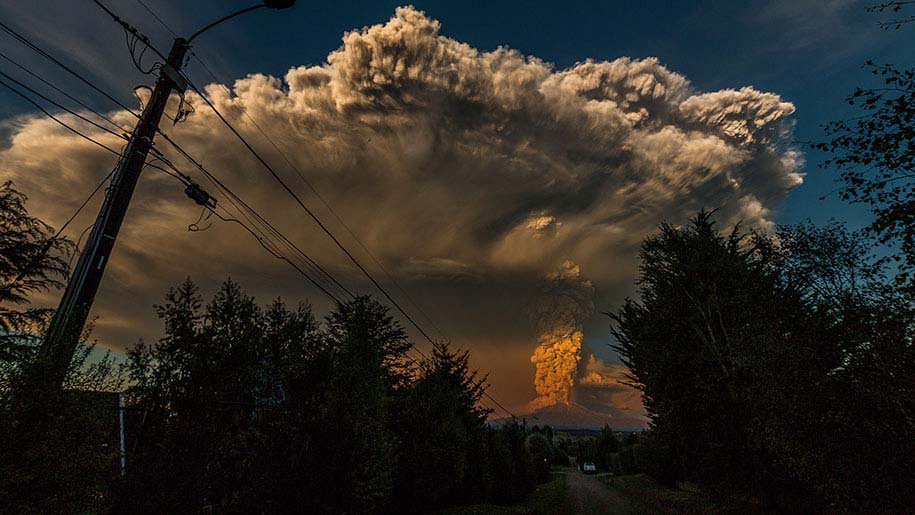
[519,261,646,429]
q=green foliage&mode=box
[816,60,915,290]
[612,210,915,511]
[117,281,405,513]
[611,211,815,489]
[390,342,491,511]
[525,432,552,484]
[483,420,534,505]
[0,343,125,515]
[0,181,73,361]
[0,182,125,514]
[0,185,557,512]
[593,425,619,471]
[114,278,541,513]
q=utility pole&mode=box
[37,1,296,388]
[37,38,189,386]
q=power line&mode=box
[0,49,127,134]
[54,157,120,239]
[0,19,141,119]
[93,0,430,347]
[0,68,128,143]
[141,145,351,303]
[135,0,178,37]
[0,83,176,284]
[1,68,338,304]
[179,72,516,418]
[184,58,520,418]
[189,53,453,344]
[0,75,127,158]
[186,54,515,417]
[0,22,352,314]
[185,77,439,339]
[208,205,345,305]
[145,12,518,416]
[148,148,351,304]
[0,18,349,303]
[151,133,356,302]
[14,157,120,284]
[1,28,430,353]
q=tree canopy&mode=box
[612,211,915,511]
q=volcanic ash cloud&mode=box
[529,261,595,410]
[0,6,803,414]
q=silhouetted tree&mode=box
[611,211,841,507]
[483,420,532,504]
[766,221,915,511]
[525,431,551,484]
[390,342,490,512]
[868,1,915,30]
[117,280,336,512]
[0,182,125,514]
[613,211,915,511]
[0,181,73,360]
[816,54,915,289]
[594,424,619,471]
[120,281,538,514]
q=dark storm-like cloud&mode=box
[0,7,802,415]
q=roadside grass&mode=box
[432,504,528,515]
[434,467,569,515]
[524,469,568,515]
[601,473,765,514]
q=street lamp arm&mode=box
[187,4,265,43]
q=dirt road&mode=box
[562,467,634,515]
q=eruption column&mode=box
[528,261,595,410]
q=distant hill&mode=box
[490,401,646,430]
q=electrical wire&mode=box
[0,19,141,119]
[143,146,353,305]
[0,68,128,143]
[208,205,344,305]
[180,71,517,418]
[140,148,349,304]
[0,75,126,158]
[0,27,353,371]
[87,0,376,313]
[185,80,436,339]
[187,53,513,417]
[149,130,355,301]
[125,28,159,75]
[169,148,355,303]
[135,0,178,37]
[190,55,453,343]
[65,2,350,304]
[123,0,519,415]
[0,49,127,133]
